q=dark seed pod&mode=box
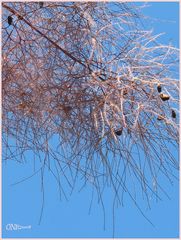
[115,128,123,136]
[157,84,162,93]
[123,88,128,95]
[160,93,170,101]
[171,109,176,118]
[8,16,13,25]
[39,2,44,8]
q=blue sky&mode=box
[2,2,179,238]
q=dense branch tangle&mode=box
[2,2,179,208]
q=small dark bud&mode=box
[115,128,123,136]
[8,16,13,25]
[123,88,128,95]
[39,2,44,8]
[160,93,170,101]
[157,84,162,93]
[171,110,176,118]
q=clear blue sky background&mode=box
[2,2,179,238]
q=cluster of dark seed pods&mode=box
[157,84,176,121]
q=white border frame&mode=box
[0,1,180,239]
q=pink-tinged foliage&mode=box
[2,2,179,219]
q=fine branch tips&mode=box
[2,1,179,234]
